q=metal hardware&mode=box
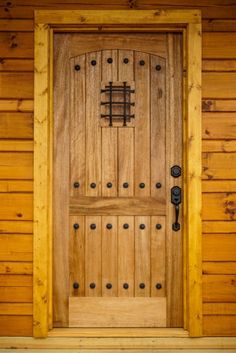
[139,182,145,189]
[73,223,79,230]
[91,60,96,66]
[156,283,162,289]
[106,223,112,230]
[90,283,96,289]
[90,224,96,230]
[156,182,162,189]
[171,165,181,178]
[123,223,129,229]
[123,283,129,289]
[90,182,96,189]
[106,283,112,289]
[107,182,112,188]
[73,282,79,289]
[74,64,80,71]
[123,58,129,64]
[101,81,135,126]
[140,224,145,230]
[156,224,162,230]
[171,186,181,231]
[123,182,129,188]
[139,283,145,289]
[73,181,80,188]
[156,64,161,71]
[107,58,113,64]
[139,60,145,66]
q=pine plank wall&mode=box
[0,0,236,337]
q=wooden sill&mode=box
[48,327,189,337]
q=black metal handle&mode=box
[171,186,181,231]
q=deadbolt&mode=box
[171,165,181,178]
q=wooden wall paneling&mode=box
[0,262,32,275]
[203,303,236,315]
[150,54,166,201]
[0,112,33,139]
[0,316,33,336]
[202,113,236,139]
[0,193,32,220]
[102,216,117,296]
[203,221,236,234]
[202,193,236,220]
[135,216,150,297]
[70,55,86,196]
[202,73,236,99]
[202,60,236,72]
[0,140,33,152]
[203,315,236,336]
[0,287,32,302]
[0,180,32,193]
[85,216,102,297]
[85,51,102,196]
[203,234,236,261]
[202,153,236,180]
[151,216,166,297]
[0,99,33,112]
[203,275,236,302]
[0,220,33,234]
[202,33,236,59]
[202,181,236,193]
[0,234,32,261]
[0,303,32,315]
[203,262,236,275]
[0,59,34,71]
[118,216,134,297]
[69,216,85,297]
[0,32,33,58]
[202,99,236,112]
[202,140,236,153]
[166,33,183,328]
[0,152,33,179]
[0,73,33,98]
[134,51,150,196]
[0,274,32,287]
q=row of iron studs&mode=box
[73,223,162,230]
[73,282,162,290]
[74,58,162,71]
[74,182,162,189]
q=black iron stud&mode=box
[90,182,96,189]
[156,182,162,189]
[139,182,145,189]
[107,182,113,188]
[90,283,96,289]
[123,182,129,188]
[90,224,96,230]
[74,64,80,71]
[156,283,162,290]
[123,58,129,64]
[156,224,162,230]
[107,58,113,64]
[91,60,96,66]
[73,282,79,289]
[123,223,129,229]
[123,283,129,289]
[139,283,145,289]
[139,60,145,66]
[73,223,79,230]
[156,65,161,71]
[106,283,112,289]
[73,181,80,188]
[106,223,112,230]
[140,224,146,230]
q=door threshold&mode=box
[48,327,189,338]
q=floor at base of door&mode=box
[0,337,236,352]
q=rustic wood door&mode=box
[53,33,183,328]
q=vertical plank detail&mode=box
[118,128,134,197]
[102,128,118,197]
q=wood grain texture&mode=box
[203,234,236,261]
[0,315,32,336]
[203,275,236,302]
[203,316,236,336]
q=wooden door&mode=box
[53,33,183,328]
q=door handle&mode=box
[171,186,181,231]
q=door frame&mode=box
[34,9,202,338]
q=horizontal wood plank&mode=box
[0,73,33,99]
[0,315,32,336]
[202,99,236,112]
[70,196,165,215]
[0,193,33,220]
[0,140,33,151]
[0,112,33,138]
[0,234,32,261]
[203,303,236,315]
[0,19,33,31]
[203,262,236,275]
[202,153,236,180]
[202,181,236,193]
[0,221,33,234]
[0,286,32,302]
[203,234,236,261]
[203,73,236,99]
[203,60,236,72]
[0,180,33,193]
[0,274,32,287]
[0,303,32,315]
[202,20,236,32]
[202,112,236,139]
[0,32,33,58]
[203,33,236,59]
[0,100,33,112]
[203,315,236,336]
[203,275,236,302]
[0,59,34,72]
[0,152,32,179]
[202,140,236,153]
[0,261,32,275]
[202,193,236,220]
[203,221,236,233]
[69,297,166,327]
